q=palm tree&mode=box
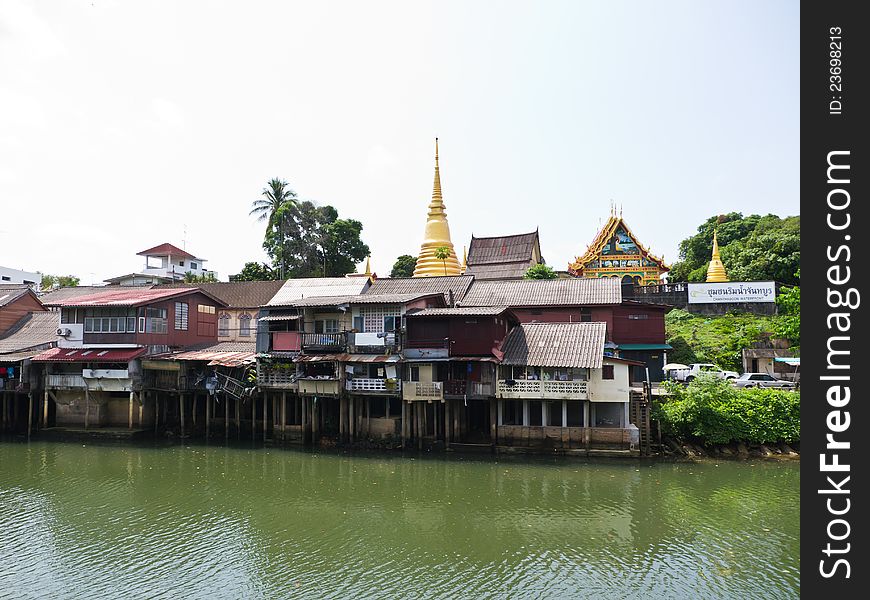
[250,178,297,279]
[435,246,450,276]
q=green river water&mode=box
[0,440,799,599]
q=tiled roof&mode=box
[407,306,511,317]
[178,341,257,353]
[365,275,474,304]
[501,322,606,369]
[464,263,531,280]
[154,281,285,308]
[467,231,540,265]
[39,286,117,306]
[137,243,199,260]
[0,285,34,308]
[459,277,622,307]
[267,277,370,307]
[0,312,58,354]
[45,287,227,308]
[289,293,443,307]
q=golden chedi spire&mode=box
[460,245,468,274]
[705,229,730,282]
[413,138,462,277]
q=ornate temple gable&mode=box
[568,212,669,285]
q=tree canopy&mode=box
[41,274,80,289]
[230,262,277,282]
[254,186,370,278]
[183,271,218,283]
[524,264,558,280]
[390,255,417,278]
[668,213,800,286]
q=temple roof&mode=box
[571,214,668,271]
[465,230,542,280]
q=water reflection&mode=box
[1,441,799,599]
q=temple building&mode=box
[412,139,462,277]
[705,230,729,282]
[568,209,668,285]
[464,230,544,280]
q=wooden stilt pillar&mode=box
[235,395,241,440]
[281,391,287,441]
[180,393,185,438]
[43,389,49,428]
[205,392,211,439]
[224,395,230,440]
[27,393,33,439]
[155,392,160,433]
[263,391,268,442]
[435,402,441,441]
[138,392,144,427]
[252,395,257,441]
[312,398,319,441]
[193,393,198,428]
[84,388,90,430]
[339,396,346,442]
[401,401,407,446]
[490,399,497,446]
[128,391,134,429]
[445,400,451,446]
[416,403,423,450]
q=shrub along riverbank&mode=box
[653,377,799,456]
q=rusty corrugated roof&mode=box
[459,277,621,307]
[0,312,58,354]
[48,287,227,307]
[32,347,147,362]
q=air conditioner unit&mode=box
[57,328,71,337]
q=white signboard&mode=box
[688,281,776,304]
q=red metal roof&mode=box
[31,347,147,362]
[54,287,226,307]
[137,243,199,260]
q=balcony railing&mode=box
[46,374,87,389]
[444,380,495,397]
[402,339,450,359]
[496,379,588,400]
[298,378,340,396]
[301,332,346,352]
[402,381,443,402]
[258,367,298,389]
[346,378,401,394]
[348,332,400,354]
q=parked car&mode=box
[732,373,797,389]
[670,363,740,382]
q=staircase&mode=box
[629,389,652,455]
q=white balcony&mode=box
[46,374,87,389]
[346,378,401,394]
[497,379,588,400]
[402,381,443,402]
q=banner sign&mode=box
[687,281,776,304]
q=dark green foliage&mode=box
[40,274,80,289]
[523,264,558,280]
[390,255,417,278]
[654,377,800,445]
[774,270,800,346]
[183,272,218,283]
[230,262,277,282]
[669,213,799,286]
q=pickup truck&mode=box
[669,363,740,382]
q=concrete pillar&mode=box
[522,400,529,426]
[497,400,503,426]
[129,392,134,429]
[584,401,591,428]
[562,401,568,428]
[541,401,547,427]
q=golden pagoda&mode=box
[705,230,729,282]
[460,246,468,274]
[412,138,462,277]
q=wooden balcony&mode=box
[298,378,340,396]
[402,339,449,360]
[496,379,588,400]
[346,378,401,394]
[271,331,301,352]
[301,332,346,352]
[402,381,443,402]
[46,374,87,389]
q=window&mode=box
[179,261,185,267]
[218,313,231,337]
[602,365,615,380]
[82,308,136,333]
[353,316,364,331]
[190,262,197,270]
[174,302,189,331]
[144,307,168,334]
[1,276,10,281]
[314,319,339,333]
[580,309,592,323]
[384,315,401,331]
[359,306,400,333]
[628,314,649,320]
[409,366,420,382]
[198,304,215,314]
[594,402,623,427]
[239,313,252,336]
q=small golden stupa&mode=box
[413,138,462,277]
[705,230,730,282]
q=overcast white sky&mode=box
[0,0,798,284]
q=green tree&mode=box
[250,178,298,279]
[390,255,417,278]
[229,262,277,282]
[434,246,450,276]
[183,271,218,283]
[668,213,800,286]
[774,270,800,346]
[40,274,80,289]
[321,218,370,277]
[523,264,558,280]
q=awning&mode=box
[31,347,147,362]
[616,344,673,351]
[0,349,46,363]
[151,350,256,368]
[258,314,300,322]
[402,356,500,363]
[294,353,400,363]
